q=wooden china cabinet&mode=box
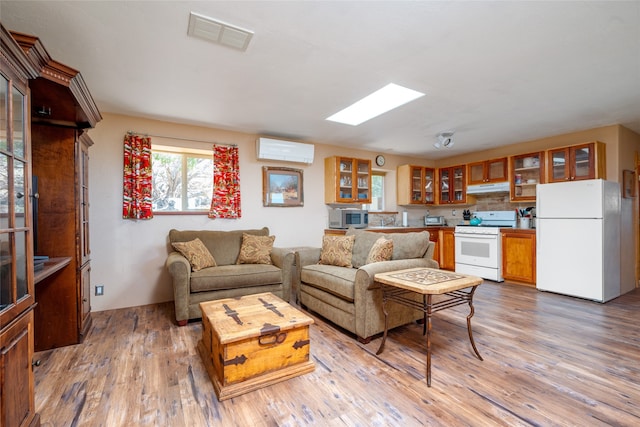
[438,164,467,204]
[10,30,101,351]
[325,156,371,204]
[547,141,605,183]
[397,165,436,205]
[1,24,41,427]
[467,157,508,185]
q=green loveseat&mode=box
[166,227,294,325]
[295,228,438,343]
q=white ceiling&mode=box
[2,1,639,159]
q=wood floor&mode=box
[33,282,640,427]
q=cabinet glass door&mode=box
[355,159,370,202]
[452,166,464,202]
[440,168,450,203]
[411,167,422,202]
[338,158,353,200]
[573,145,593,180]
[551,149,568,181]
[424,168,435,203]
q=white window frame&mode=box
[151,144,213,214]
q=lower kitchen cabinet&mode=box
[439,228,455,271]
[502,230,536,285]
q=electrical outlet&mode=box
[95,285,104,296]
[452,209,457,216]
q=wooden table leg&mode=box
[466,286,483,361]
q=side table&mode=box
[374,267,483,386]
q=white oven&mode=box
[453,211,517,282]
[454,227,502,281]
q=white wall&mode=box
[87,113,429,312]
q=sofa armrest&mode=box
[271,247,295,302]
[353,258,439,339]
[166,251,192,323]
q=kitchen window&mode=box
[364,171,385,211]
[151,145,213,213]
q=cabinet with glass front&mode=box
[325,156,371,204]
[397,165,436,205]
[510,152,545,201]
[547,141,605,183]
[438,165,467,204]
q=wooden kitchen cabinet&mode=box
[438,165,467,204]
[510,151,545,202]
[547,141,605,183]
[439,228,455,271]
[12,30,101,351]
[502,229,536,285]
[325,156,371,204]
[468,157,508,185]
[397,165,436,205]
[1,24,41,427]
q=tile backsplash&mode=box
[385,193,537,227]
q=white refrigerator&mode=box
[536,179,621,302]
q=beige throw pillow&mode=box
[365,237,394,264]
[319,235,355,267]
[237,233,275,264]
[172,238,217,271]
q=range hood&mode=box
[466,181,510,194]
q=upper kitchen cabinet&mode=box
[468,157,508,185]
[325,156,371,204]
[438,165,467,204]
[510,152,545,202]
[397,165,436,205]
[547,141,605,183]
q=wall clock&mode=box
[375,155,385,167]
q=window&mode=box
[152,145,213,213]
[364,171,385,211]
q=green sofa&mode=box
[166,227,294,325]
[295,228,438,343]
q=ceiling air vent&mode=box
[187,12,253,51]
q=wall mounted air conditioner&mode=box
[256,137,315,164]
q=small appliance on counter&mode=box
[328,208,368,229]
[424,215,446,226]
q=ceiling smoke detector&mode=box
[187,12,253,51]
[434,132,455,149]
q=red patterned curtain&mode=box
[209,144,241,219]
[122,133,153,219]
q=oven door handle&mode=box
[454,233,497,240]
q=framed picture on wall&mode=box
[623,169,636,198]
[262,166,304,207]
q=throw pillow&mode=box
[319,235,355,267]
[365,237,394,264]
[171,238,217,271]
[237,233,275,265]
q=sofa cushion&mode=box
[347,228,430,265]
[301,264,358,302]
[190,264,282,292]
[319,235,355,267]
[171,238,216,271]
[237,233,275,265]
[346,228,382,268]
[388,231,430,260]
[169,228,269,266]
[366,237,394,264]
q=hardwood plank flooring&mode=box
[33,283,640,426]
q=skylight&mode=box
[326,83,425,126]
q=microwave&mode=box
[328,209,369,229]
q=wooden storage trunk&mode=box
[198,292,315,400]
